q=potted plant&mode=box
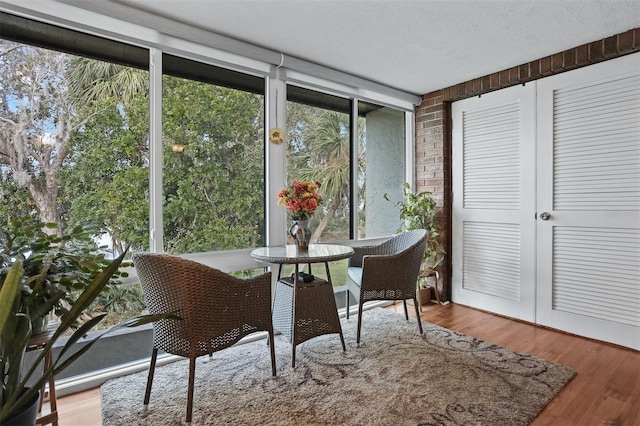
[0,218,177,425]
[0,217,128,334]
[385,183,445,306]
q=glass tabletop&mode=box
[251,244,354,264]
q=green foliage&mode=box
[286,107,365,242]
[0,177,35,221]
[61,95,150,253]
[385,183,445,287]
[161,76,265,253]
[61,70,267,255]
[0,249,179,423]
[0,216,127,327]
[89,283,146,316]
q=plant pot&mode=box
[416,287,432,312]
[31,314,50,336]
[2,387,40,426]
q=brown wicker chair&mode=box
[132,253,276,425]
[345,229,428,344]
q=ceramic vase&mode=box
[288,219,311,251]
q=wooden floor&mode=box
[57,302,640,426]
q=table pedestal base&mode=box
[273,276,346,367]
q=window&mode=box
[286,86,352,242]
[285,86,407,242]
[1,9,414,388]
[161,54,265,253]
[0,13,151,256]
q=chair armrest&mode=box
[349,244,385,267]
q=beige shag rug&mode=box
[101,308,575,425]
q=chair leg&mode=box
[412,297,424,335]
[345,289,350,319]
[402,300,409,320]
[186,357,196,425]
[356,301,364,346]
[143,348,158,408]
[268,329,277,376]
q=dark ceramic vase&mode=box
[3,388,40,426]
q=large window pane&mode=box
[162,57,265,253]
[0,37,151,341]
[286,87,352,242]
[0,39,150,255]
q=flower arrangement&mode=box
[277,180,322,220]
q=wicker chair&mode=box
[132,253,276,425]
[345,229,428,344]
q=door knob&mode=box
[539,212,551,221]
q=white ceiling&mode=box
[66,0,640,95]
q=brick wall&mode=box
[415,28,640,302]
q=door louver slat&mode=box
[463,222,521,301]
[553,74,640,211]
[552,227,640,327]
[463,102,521,210]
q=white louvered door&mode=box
[536,53,640,349]
[452,53,640,349]
[451,84,536,321]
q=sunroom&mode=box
[1,1,639,425]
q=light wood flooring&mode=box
[57,302,640,426]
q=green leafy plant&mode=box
[0,248,178,423]
[82,283,149,331]
[90,283,146,316]
[385,183,445,289]
[0,216,128,331]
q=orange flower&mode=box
[277,180,322,219]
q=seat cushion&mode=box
[347,266,363,286]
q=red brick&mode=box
[576,44,589,66]
[416,171,434,180]
[489,72,499,89]
[604,35,618,57]
[426,118,441,126]
[471,78,481,93]
[551,52,564,71]
[481,75,491,91]
[563,48,576,69]
[619,30,634,53]
[499,69,510,85]
[529,60,541,79]
[463,80,472,95]
[589,40,604,62]
[424,104,443,115]
[424,163,443,172]
[518,64,529,81]
[441,87,452,101]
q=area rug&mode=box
[101,308,575,425]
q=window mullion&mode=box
[265,74,287,246]
[149,48,163,253]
